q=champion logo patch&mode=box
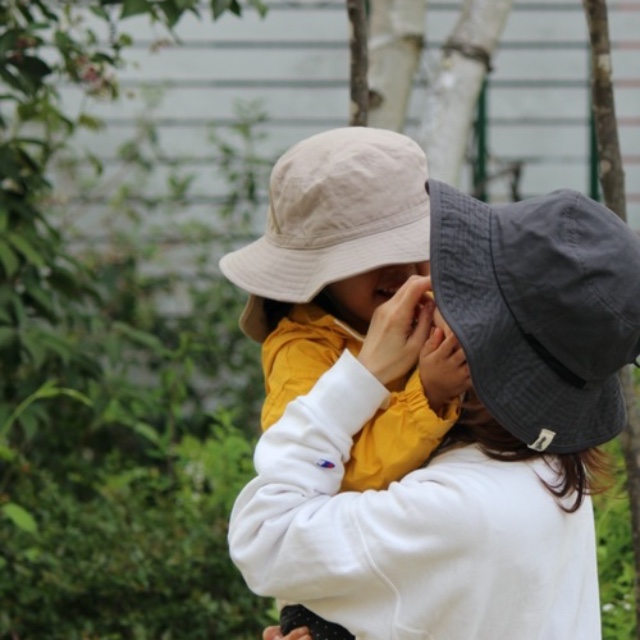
[315,459,336,469]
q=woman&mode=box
[229,180,640,640]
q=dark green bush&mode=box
[595,438,636,639]
[0,424,271,640]
[0,2,272,638]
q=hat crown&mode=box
[219,127,431,342]
[267,127,428,249]
[492,190,640,382]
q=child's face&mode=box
[325,261,429,334]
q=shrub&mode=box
[0,422,271,640]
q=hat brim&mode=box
[220,201,430,303]
[221,202,430,342]
[429,179,625,453]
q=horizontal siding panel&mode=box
[500,10,589,42]
[60,85,352,120]
[117,48,349,82]
[492,49,589,80]
[69,123,328,160]
[487,127,590,159]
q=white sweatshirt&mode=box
[229,351,602,640]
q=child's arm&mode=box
[342,326,471,491]
[261,337,341,432]
[262,332,466,493]
[342,366,459,491]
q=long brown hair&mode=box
[438,391,612,513]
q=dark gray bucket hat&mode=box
[429,179,640,453]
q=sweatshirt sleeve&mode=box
[229,350,390,599]
[263,335,459,492]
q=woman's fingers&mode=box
[262,626,311,640]
[359,276,433,384]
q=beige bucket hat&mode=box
[219,126,430,342]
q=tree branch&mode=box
[583,0,626,217]
[347,0,369,126]
[583,2,640,636]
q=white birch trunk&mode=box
[367,0,426,131]
[416,0,514,185]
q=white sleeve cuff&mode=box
[297,349,391,438]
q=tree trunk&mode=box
[367,0,426,131]
[347,0,369,126]
[583,0,640,635]
[416,0,513,184]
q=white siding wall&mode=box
[59,0,640,254]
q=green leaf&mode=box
[24,281,56,319]
[0,443,17,461]
[132,421,162,446]
[92,54,115,68]
[0,29,21,54]
[11,55,52,82]
[211,0,231,19]
[89,6,111,20]
[249,0,268,17]
[121,0,151,19]
[0,327,17,349]
[38,330,74,363]
[36,387,93,406]
[23,547,41,562]
[7,232,45,267]
[20,332,47,367]
[18,408,39,442]
[113,321,169,355]
[0,145,22,182]
[159,1,182,27]
[77,113,106,131]
[2,502,38,534]
[0,239,20,276]
[0,381,92,440]
[0,66,26,95]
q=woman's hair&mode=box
[438,391,613,513]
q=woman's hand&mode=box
[358,275,434,385]
[263,625,311,640]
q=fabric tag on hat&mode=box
[528,428,556,452]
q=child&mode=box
[219,127,470,639]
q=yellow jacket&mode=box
[261,303,460,491]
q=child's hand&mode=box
[419,327,471,413]
[263,625,312,640]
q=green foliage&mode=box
[0,424,270,640]
[0,1,273,637]
[595,439,636,639]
